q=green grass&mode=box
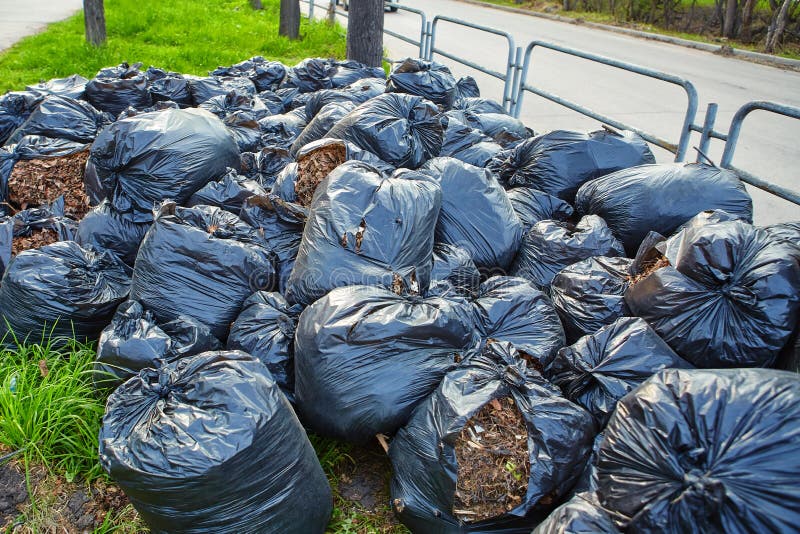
[0,0,347,94]
[0,339,105,483]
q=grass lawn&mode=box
[0,0,347,94]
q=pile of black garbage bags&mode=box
[1,54,798,534]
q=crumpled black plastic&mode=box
[0,91,43,146]
[572,432,605,494]
[88,108,240,222]
[489,129,655,201]
[0,241,130,344]
[625,216,800,368]
[0,197,76,278]
[439,115,489,158]
[454,76,481,99]
[431,243,481,296]
[325,93,444,169]
[544,317,693,429]
[506,187,574,232]
[597,368,800,533]
[239,194,306,295]
[95,300,221,390]
[211,56,287,92]
[290,101,356,156]
[75,200,150,267]
[532,492,618,534]
[386,58,457,109]
[330,59,384,88]
[550,256,634,342]
[389,340,594,533]
[302,89,362,122]
[281,58,337,93]
[286,161,441,305]
[187,168,266,213]
[26,74,88,100]
[576,162,754,255]
[765,221,800,258]
[471,276,565,367]
[144,67,193,106]
[294,284,478,443]
[227,291,302,402]
[453,97,506,115]
[188,75,257,105]
[511,215,626,290]
[421,157,522,272]
[130,202,277,340]
[85,63,153,116]
[222,110,262,152]
[6,95,112,145]
[99,351,332,533]
[258,108,307,149]
[240,146,294,188]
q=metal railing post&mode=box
[696,103,718,163]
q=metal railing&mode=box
[511,40,700,161]
[427,16,520,113]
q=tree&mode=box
[722,0,738,38]
[83,0,106,46]
[765,0,792,52]
[347,0,384,67]
[280,0,300,40]
[250,0,263,9]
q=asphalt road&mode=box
[0,0,83,51]
[319,0,800,224]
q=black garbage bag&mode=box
[550,256,634,342]
[440,116,489,157]
[0,241,130,344]
[431,243,481,296]
[144,68,193,106]
[115,100,181,120]
[489,129,655,202]
[330,59,385,88]
[511,216,625,290]
[282,58,337,92]
[597,368,800,533]
[239,194,306,295]
[303,89,362,122]
[326,93,444,169]
[6,95,112,145]
[575,163,754,255]
[453,140,504,168]
[99,351,333,533]
[258,109,307,149]
[472,276,565,367]
[0,91,43,146]
[764,221,800,258]
[26,74,88,100]
[286,161,441,306]
[572,433,605,494]
[421,157,523,272]
[257,90,287,115]
[544,317,692,429]
[222,110,263,152]
[88,108,240,222]
[95,300,221,390]
[199,90,269,121]
[448,109,531,148]
[532,493,618,534]
[188,75,257,106]
[186,168,266,214]
[211,56,287,92]
[294,284,477,443]
[227,291,303,402]
[290,101,356,156]
[75,200,150,267]
[386,58,458,109]
[453,97,506,115]
[625,217,800,368]
[506,187,574,232]
[239,146,293,188]
[130,202,277,340]
[389,340,595,533]
[85,63,152,116]
[454,76,481,99]
[0,197,77,278]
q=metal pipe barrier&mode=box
[512,40,700,161]
[428,16,520,113]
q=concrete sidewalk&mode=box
[0,0,83,51]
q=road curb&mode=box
[455,0,800,70]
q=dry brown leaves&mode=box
[7,151,91,220]
[627,255,671,286]
[454,396,530,523]
[295,142,347,207]
[10,228,59,256]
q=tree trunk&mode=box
[739,0,755,40]
[327,0,337,25]
[250,0,263,9]
[279,0,301,40]
[722,0,738,37]
[83,0,106,46]
[765,0,791,52]
[347,0,384,67]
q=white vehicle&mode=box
[337,0,399,12]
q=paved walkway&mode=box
[0,0,83,51]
